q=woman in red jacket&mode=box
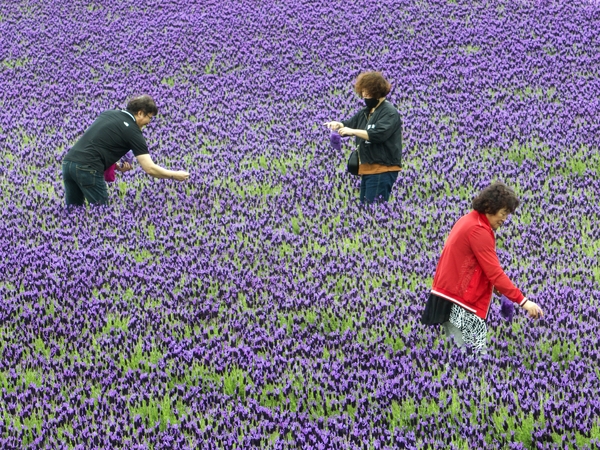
[421,182,543,351]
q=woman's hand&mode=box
[340,128,370,140]
[338,127,355,137]
[522,299,543,319]
[324,121,344,130]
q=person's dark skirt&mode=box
[420,293,453,325]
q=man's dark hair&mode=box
[126,95,158,116]
[472,182,520,214]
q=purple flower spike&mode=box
[500,295,514,322]
[330,131,341,150]
[121,151,134,165]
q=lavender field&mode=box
[1,0,600,448]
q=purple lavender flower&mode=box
[121,151,134,165]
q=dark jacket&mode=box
[431,210,526,320]
[342,100,402,167]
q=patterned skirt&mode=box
[448,304,488,351]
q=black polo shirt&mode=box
[64,110,149,171]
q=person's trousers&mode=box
[62,160,108,206]
[359,171,398,203]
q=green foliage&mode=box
[2,57,28,69]
[118,181,128,198]
[204,54,217,74]
[549,340,579,367]
[218,176,283,198]
[384,334,405,352]
[161,76,175,87]
[33,338,50,359]
[223,367,248,398]
[463,44,480,54]
[101,313,130,334]
[291,216,300,235]
[279,242,293,257]
[120,339,163,371]
[131,248,154,263]
[491,406,535,448]
[320,309,354,333]
[0,371,10,391]
[505,141,534,167]
[147,223,156,241]
[389,398,416,430]
[129,394,184,432]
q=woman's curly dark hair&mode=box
[472,182,520,214]
[354,72,392,99]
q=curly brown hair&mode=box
[472,182,520,214]
[354,72,391,99]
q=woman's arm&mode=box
[339,107,400,142]
[338,128,369,140]
[468,227,526,304]
[470,228,544,319]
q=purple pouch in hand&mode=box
[330,131,342,150]
[499,295,515,321]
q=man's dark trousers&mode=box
[62,160,108,206]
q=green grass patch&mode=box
[491,405,536,448]
[120,339,163,371]
[462,44,480,54]
[101,313,130,334]
[129,394,185,431]
[2,57,28,69]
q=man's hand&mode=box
[522,300,543,319]
[171,171,190,181]
[117,162,133,172]
[324,121,344,130]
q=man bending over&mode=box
[62,95,190,206]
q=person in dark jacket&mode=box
[421,182,543,352]
[325,71,402,203]
[62,95,190,206]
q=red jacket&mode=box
[431,210,526,320]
